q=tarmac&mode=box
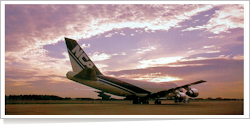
[5,100,243,115]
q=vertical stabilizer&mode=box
[65,37,102,75]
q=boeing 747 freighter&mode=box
[65,37,206,104]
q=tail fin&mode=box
[65,37,102,75]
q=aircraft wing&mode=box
[173,80,206,90]
[148,80,207,98]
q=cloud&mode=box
[187,50,195,53]
[112,52,127,56]
[5,45,72,91]
[182,4,244,34]
[206,4,244,34]
[81,43,91,48]
[120,32,125,36]
[208,35,225,39]
[232,54,244,60]
[182,25,206,32]
[204,14,209,17]
[117,72,182,82]
[89,51,128,62]
[206,50,220,53]
[107,58,243,85]
[5,4,215,52]
[203,45,216,49]
[5,4,234,73]
[105,33,114,37]
[89,52,112,61]
[201,45,221,54]
[135,30,143,34]
[138,56,184,68]
[135,46,157,54]
[5,65,69,93]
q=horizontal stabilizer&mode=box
[74,68,98,81]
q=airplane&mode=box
[65,37,206,104]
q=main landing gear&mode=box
[174,98,189,103]
[132,97,149,104]
[132,98,162,105]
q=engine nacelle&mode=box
[186,88,199,97]
[176,92,186,99]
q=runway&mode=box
[5,100,243,115]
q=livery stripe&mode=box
[68,49,85,69]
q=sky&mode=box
[3,3,247,99]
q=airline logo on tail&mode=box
[71,45,94,68]
[65,37,102,74]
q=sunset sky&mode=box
[3,2,248,99]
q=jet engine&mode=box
[186,88,199,97]
[176,92,186,99]
[174,91,187,103]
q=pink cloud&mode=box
[5,4,215,53]
[182,4,244,34]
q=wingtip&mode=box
[200,80,207,82]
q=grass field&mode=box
[5,100,243,115]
